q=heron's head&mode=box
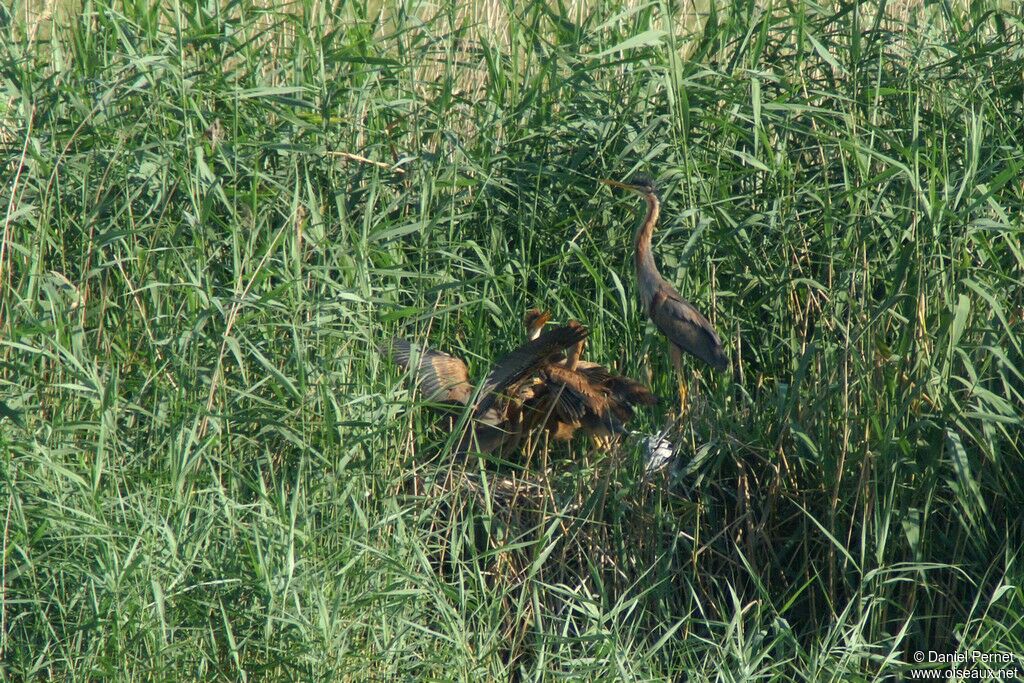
[523,308,551,340]
[600,175,658,196]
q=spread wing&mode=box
[384,338,473,405]
[603,376,657,407]
[577,363,657,411]
[573,360,608,378]
[544,365,611,423]
[649,288,728,371]
[552,368,627,436]
[473,322,588,416]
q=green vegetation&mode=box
[3,0,1023,678]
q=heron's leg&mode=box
[668,343,688,418]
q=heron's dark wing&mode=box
[546,366,626,437]
[576,363,656,420]
[649,288,728,371]
[577,363,657,405]
[520,381,587,440]
[604,376,658,407]
[544,365,610,423]
[384,338,474,405]
[473,322,588,415]
[575,360,611,380]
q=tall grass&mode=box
[2,0,1023,678]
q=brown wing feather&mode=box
[385,338,473,404]
[650,289,728,371]
[604,376,658,406]
[577,364,656,406]
[545,365,611,417]
[544,365,630,436]
[473,322,588,416]
[522,383,587,441]
[575,361,611,381]
[525,383,585,425]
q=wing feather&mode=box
[650,290,728,371]
[384,338,473,405]
[473,322,588,415]
[604,376,658,407]
[545,365,611,417]
[576,363,657,412]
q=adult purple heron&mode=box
[599,176,728,412]
[384,321,588,454]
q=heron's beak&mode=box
[599,178,645,193]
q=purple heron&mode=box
[599,176,728,412]
[522,309,656,444]
[385,321,588,454]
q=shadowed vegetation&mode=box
[2,0,1023,678]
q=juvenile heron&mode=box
[599,176,728,412]
[385,321,588,454]
[522,309,656,445]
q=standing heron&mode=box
[384,321,588,454]
[599,176,728,413]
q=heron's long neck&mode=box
[633,194,661,306]
[566,341,583,370]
